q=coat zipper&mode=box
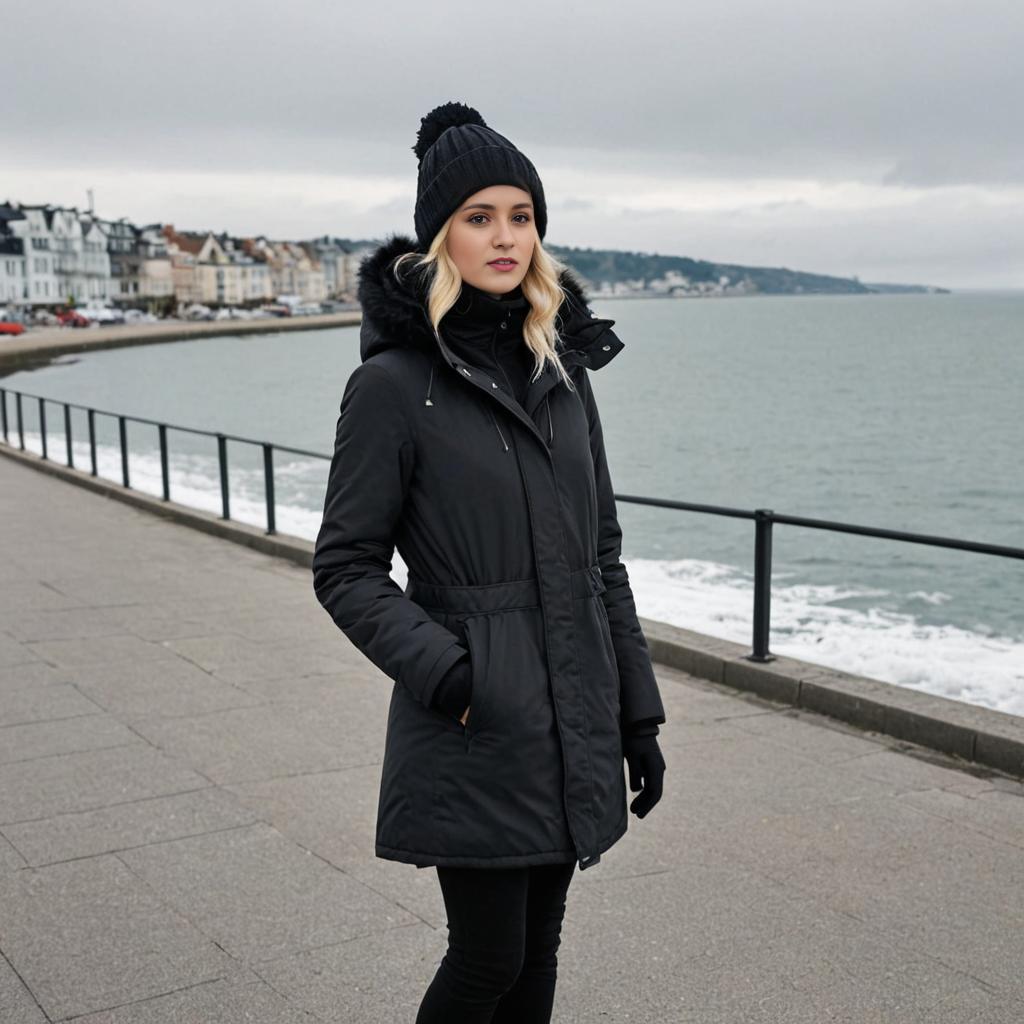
[488,328,555,451]
[420,303,580,462]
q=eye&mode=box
[467,213,532,225]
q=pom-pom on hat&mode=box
[412,101,548,251]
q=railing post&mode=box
[217,434,230,519]
[64,403,73,467]
[748,508,775,662]
[118,415,129,487]
[263,443,276,535]
[87,408,97,475]
[1,388,7,442]
[16,392,24,449]
[39,397,48,460]
[158,423,170,500]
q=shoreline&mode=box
[0,312,362,375]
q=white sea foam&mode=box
[20,432,1024,718]
[625,557,1024,717]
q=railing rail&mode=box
[3,385,1021,665]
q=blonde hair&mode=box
[392,213,577,389]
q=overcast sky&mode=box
[7,0,1022,289]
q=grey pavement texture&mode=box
[2,451,1024,1024]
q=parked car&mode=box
[0,320,25,336]
[182,303,214,321]
[293,302,323,316]
[78,304,125,324]
[55,308,91,328]
[123,309,160,324]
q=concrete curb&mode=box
[5,441,1023,781]
[641,617,1024,778]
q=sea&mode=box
[5,290,1022,716]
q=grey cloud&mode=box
[6,0,1022,286]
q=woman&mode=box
[312,101,667,1023]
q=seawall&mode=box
[0,312,362,375]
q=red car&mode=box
[0,320,25,336]
[56,309,90,328]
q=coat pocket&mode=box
[462,615,486,744]
[461,606,550,748]
[594,597,620,688]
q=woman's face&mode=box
[445,184,537,299]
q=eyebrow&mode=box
[461,202,534,211]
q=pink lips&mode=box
[488,259,518,272]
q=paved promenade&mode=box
[2,451,1023,1023]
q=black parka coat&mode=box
[312,234,666,872]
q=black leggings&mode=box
[415,860,577,1023]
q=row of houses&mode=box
[0,201,369,311]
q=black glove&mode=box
[622,721,666,818]
[430,654,473,722]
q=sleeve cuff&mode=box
[420,640,470,710]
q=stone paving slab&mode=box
[0,680,102,727]
[118,822,419,964]
[3,786,260,868]
[0,743,213,825]
[70,974,316,1024]
[0,954,48,1024]
[0,711,144,764]
[0,854,248,1021]
[3,450,1024,1022]
[69,654,268,719]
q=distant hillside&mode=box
[544,244,949,297]
[349,235,948,297]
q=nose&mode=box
[493,220,515,248]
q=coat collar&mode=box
[445,279,530,327]
[356,233,623,374]
[441,280,532,362]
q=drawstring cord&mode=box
[487,406,509,451]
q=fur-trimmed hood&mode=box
[356,233,623,369]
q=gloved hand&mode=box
[622,723,666,818]
[430,654,473,724]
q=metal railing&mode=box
[3,385,1021,665]
[0,387,325,537]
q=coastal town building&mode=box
[97,217,173,308]
[307,235,371,299]
[8,205,62,306]
[0,205,28,305]
[2,197,367,312]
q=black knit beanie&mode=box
[412,101,548,251]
